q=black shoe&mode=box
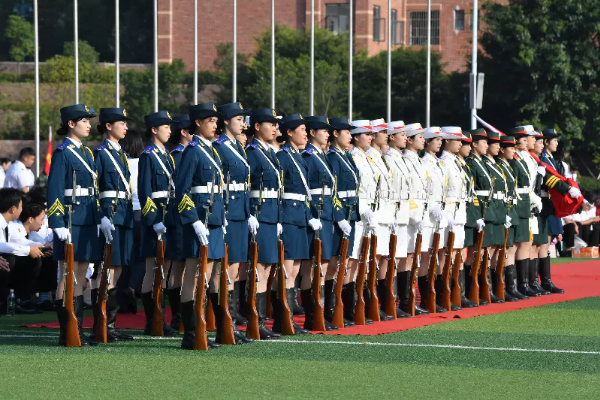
[490,268,505,304]
[379,309,394,321]
[293,320,309,334]
[106,288,133,341]
[270,291,283,334]
[396,271,412,313]
[229,288,248,326]
[505,264,526,300]
[289,288,305,316]
[343,318,356,327]
[256,292,280,339]
[167,287,182,331]
[55,300,67,346]
[529,259,550,296]
[118,286,138,315]
[414,304,431,315]
[516,259,539,297]
[180,301,195,350]
[259,322,276,339]
[323,279,336,323]
[435,274,461,311]
[342,282,356,322]
[324,319,339,331]
[395,307,411,318]
[208,339,222,349]
[539,256,564,294]
[418,276,435,311]
[141,292,154,335]
[232,322,254,344]
[37,299,56,312]
[75,295,98,346]
[365,317,374,325]
[301,289,315,330]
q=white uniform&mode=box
[3,160,35,190]
[384,147,411,257]
[349,146,379,259]
[403,149,429,253]
[366,147,394,256]
[439,151,469,248]
[421,152,448,248]
[520,150,540,234]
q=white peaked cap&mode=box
[370,118,387,133]
[387,121,406,134]
[423,126,443,140]
[351,120,373,135]
[521,124,542,137]
[405,123,424,137]
[441,126,465,140]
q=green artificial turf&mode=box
[551,257,597,264]
[1,298,600,399]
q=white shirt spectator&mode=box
[0,167,5,188]
[4,160,35,190]
[0,214,30,256]
[29,215,53,244]
[129,158,141,211]
[8,220,40,246]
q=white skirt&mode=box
[407,223,430,253]
[394,224,408,258]
[442,224,466,249]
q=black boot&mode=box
[238,280,248,318]
[55,300,67,346]
[324,279,335,323]
[75,295,98,346]
[90,288,99,339]
[395,271,413,318]
[257,292,280,339]
[211,293,226,344]
[489,269,504,304]
[539,256,564,294]
[375,279,394,321]
[167,287,182,331]
[508,264,528,300]
[459,269,478,308]
[108,288,133,341]
[180,300,195,350]
[463,264,473,299]
[478,270,490,306]
[270,291,282,334]
[287,289,308,333]
[301,289,314,330]
[516,259,539,297]
[232,320,254,344]
[230,284,248,326]
[503,265,520,302]
[320,284,339,330]
[529,258,550,295]
[289,287,305,316]
[342,282,356,324]
[419,276,446,313]
[435,274,461,311]
[141,292,154,335]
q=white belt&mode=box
[64,187,95,197]
[541,190,549,198]
[431,195,443,202]
[250,189,278,199]
[151,191,169,199]
[475,190,490,196]
[412,192,427,200]
[226,182,247,192]
[337,190,356,199]
[493,193,505,200]
[191,185,223,194]
[282,193,307,202]
[99,191,128,200]
[309,188,333,196]
[516,188,530,194]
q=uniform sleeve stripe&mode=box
[48,199,65,217]
[142,197,157,217]
[178,194,196,213]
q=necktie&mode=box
[4,226,9,242]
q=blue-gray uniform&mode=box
[175,135,226,260]
[213,132,251,263]
[94,138,134,266]
[165,142,186,262]
[540,130,563,236]
[138,142,176,258]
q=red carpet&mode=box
[23,261,600,335]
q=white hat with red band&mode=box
[522,124,543,137]
[441,126,465,140]
[351,120,373,135]
[405,123,424,137]
[423,126,443,140]
[387,120,406,134]
[370,118,387,133]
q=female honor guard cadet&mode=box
[496,136,521,302]
[300,116,346,331]
[419,127,448,313]
[48,104,102,346]
[274,113,313,335]
[401,123,430,315]
[138,111,179,336]
[91,108,135,342]
[163,115,193,331]
[382,120,412,319]
[176,102,253,348]
[326,118,359,327]
[213,103,257,327]
[437,126,470,311]
[245,108,284,339]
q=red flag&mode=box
[44,128,52,176]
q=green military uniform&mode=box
[460,132,480,248]
[496,154,520,248]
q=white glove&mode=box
[248,215,259,236]
[447,216,455,232]
[568,187,582,199]
[54,227,71,243]
[337,219,352,236]
[504,215,512,229]
[100,216,115,242]
[530,192,543,211]
[277,223,283,236]
[153,222,167,236]
[308,218,322,231]
[537,166,546,176]
[476,218,485,232]
[416,221,425,233]
[192,220,209,246]
[223,218,228,235]
[430,203,444,222]
[85,264,94,281]
[361,208,376,227]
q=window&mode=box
[326,3,350,34]
[455,9,465,31]
[373,6,385,42]
[409,10,440,46]
[391,10,404,45]
[470,10,481,31]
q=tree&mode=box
[63,40,100,64]
[479,0,600,167]
[4,15,34,73]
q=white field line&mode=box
[1,334,600,355]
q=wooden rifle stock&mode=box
[151,239,165,336]
[95,243,112,343]
[384,234,398,318]
[354,235,370,325]
[206,296,216,331]
[311,238,326,330]
[193,245,209,350]
[332,237,349,328]
[480,247,492,304]
[440,232,454,312]
[494,228,509,300]
[245,241,260,340]
[266,265,275,320]
[367,234,380,321]
[64,243,81,347]
[425,232,441,313]
[407,234,422,316]
[451,250,462,307]
[277,240,295,335]
[219,244,235,344]
[469,230,484,305]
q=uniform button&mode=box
[231,195,236,199]
[293,202,296,206]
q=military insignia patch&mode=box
[239,103,244,110]
[85,105,90,112]
[166,111,172,119]
[272,109,277,117]
[123,109,128,117]
[213,104,217,111]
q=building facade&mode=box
[157,0,507,72]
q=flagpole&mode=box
[425,0,431,127]
[34,0,40,177]
[348,0,353,119]
[193,0,198,104]
[115,0,120,107]
[471,0,478,129]
[387,0,392,122]
[309,0,315,115]
[233,0,237,102]
[271,0,275,109]
[74,0,79,103]
[153,0,158,111]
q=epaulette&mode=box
[56,141,69,151]
[302,147,315,156]
[328,147,337,154]
[143,145,154,154]
[188,140,199,147]
[95,144,107,152]
[213,136,227,145]
[171,144,184,153]
[246,143,257,150]
[281,147,291,153]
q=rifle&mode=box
[366,176,381,322]
[63,171,81,347]
[277,235,295,335]
[470,177,495,305]
[425,177,446,314]
[450,250,462,307]
[385,226,398,318]
[219,173,236,344]
[245,174,262,340]
[265,265,275,320]
[311,175,326,331]
[95,180,120,343]
[441,197,460,312]
[494,228,509,300]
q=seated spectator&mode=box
[0,158,12,188]
[4,148,36,192]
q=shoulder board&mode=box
[246,143,257,150]
[213,136,227,145]
[56,142,69,151]
[143,145,154,154]
[171,145,184,153]
[281,147,291,153]
[328,148,337,154]
[188,141,199,147]
[302,147,315,156]
[95,144,107,152]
